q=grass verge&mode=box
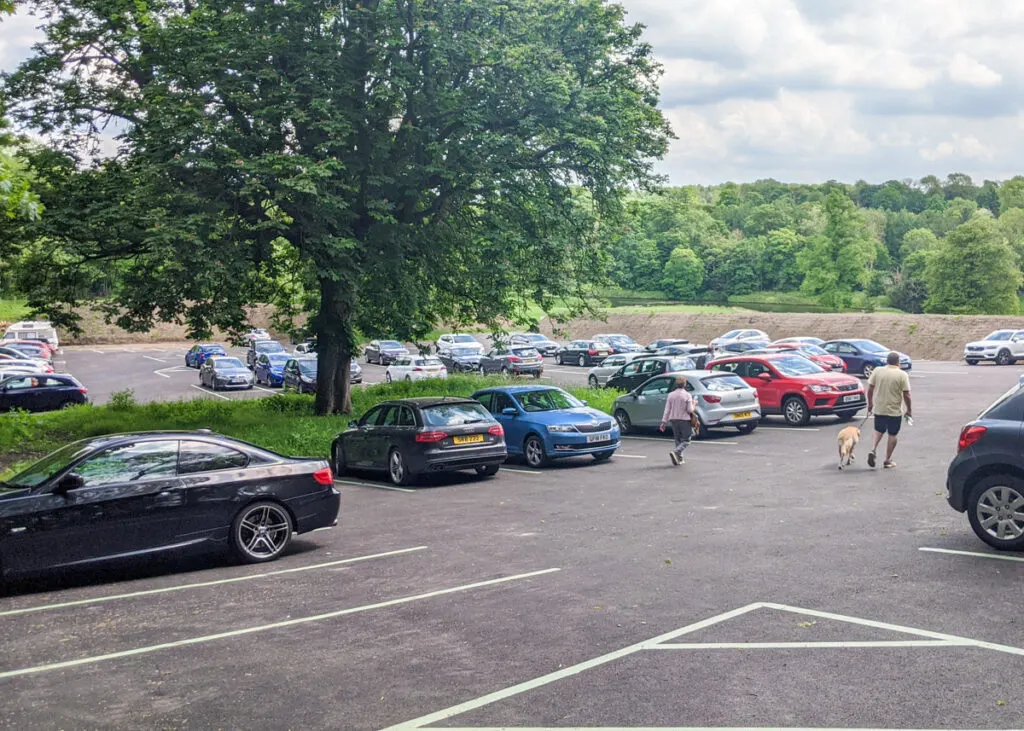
[0,376,623,476]
[0,298,29,323]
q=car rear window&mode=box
[702,374,749,392]
[215,358,245,369]
[979,382,1024,421]
[512,348,538,357]
[381,341,403,348]
[422,403,492,426]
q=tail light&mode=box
[701,394,722,404]
[77,387,88,395]
[507,356,522,363]
[957,425,986,452]
[413,367,424,372]
[416,431,449,443]
[312,467,334,485]
[588,349,599,355]
[488,424,504,437]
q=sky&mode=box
[3,0,1024,186]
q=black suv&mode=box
[947,379,1024,550]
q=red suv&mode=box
[707,353,865,425]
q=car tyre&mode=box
[782,396,811,426]
[967,475,1024,551]
[231,501,293,564]
[588,375,599,388]
[613,409,632,434]
[388,448,415,486]
[58,400,77,410]
[475,464,500,478]
[578,354,586,368]
[997,349,1014,366]
[555,353,563,365]
[861,363,875,379]
[332,441,347,477]
[736,421,757,434]
[523,435,548,468]
[211,379,218,391]
[385,372,393,383]
[532,370,542,379]
[592,450,614,462]
[501,366,511,378]
[966,359,979,366]
[836,411,856,422]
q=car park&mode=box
[0,431,339,577]
[3,341,53,362]
[0,349,54,373]
[185,343,227,368]
[331,398,506,485]
[645,338,689,352]
[2,320,59,350]
[587,352,647,387]
[435,333,484,355]
[766,342,845,371]
[593,333,644,354]
[711,339,770,360]
[438,345,483,373]
[822,339,912,378]
[604,355,698,392]
[246,339,287,369]
[0,362,49,378]
[510,332,560,357]
[478,345,544,378]
[708,353,865,425]
[946,378,1024,550]
[772,336,825,347]
[364,340,410,365]
[0,374,88,412]
[282,356,319,393]
[253,352,291,387]
[962,329,1024,366]
[385,355,448,383]
[472,385,619,467]
[612,370,760,435]
[199,356,254,391]
[555,339,613,367]
[710,329,769,348]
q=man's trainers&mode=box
[669,451,679,466]
[867,451,877,468]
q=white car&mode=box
[0,362,50,377]
[587,352,646,388]
[436,333,483,355]
[964,329,1024,366]
[3,320,59,350]
[247,328,271,341]
[0,348,53,373]
[710,329,770,348]
[385,355,448,382]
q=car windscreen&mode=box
[255,341,285,352]
[4,441,95,489]
[452,335,477,343]
[850,340,887,354]
[984,331,1013,341]
[214,358,245,369]
[512,348,538,357]
[297,360,318,375]
[203,345,226,353]
[701,374,749,392]
[380,341,403,348]
[450,347,478,356]
[266,353,291,365]
[422,402,492,426]
[519,334,546,342]
[514,389,582,412]
[604,335,634,344]
[668,357,696,371]
[799,344,829,355]
[771,355,826,376]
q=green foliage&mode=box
[108,389,137,411]
[998,176,1024,212]
[661,246,704,299]
[798,192,876,309]
[0,298,29,321]
[925,217,1022,315]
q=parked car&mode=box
[437,346,482,373]
[0,374,87,412]
[331,398,506,485]
[766,342,845,371]
[254,352,291,386]
[0,349,54,373]
[645,338,689,352]
[365,340,410,365]
[293,339,316,354]
[247,328,270,341]
[2,320,59,350]
[0,362,49,378]
[472,385,620,467]
[510,333,560,357]
[0,432,340,576]
[962,329,1024,366]
[612,370,760,435]
[478,346,544,378]
[435,333,484,355]
[605,355,698,392]
[947,379,1024,550]
[555,340,613,367]
[656,344,713,369]
[772,336,825,347]
[711,340,770,360]
[3,341,53,362]
[185,343,227,368]
[200,356,254,390]
[246,339,286,369]
[592,333,644,354]
[385,355,448,383]
[282,356,319,393]
[708,353,865,425]
[349,358,363,385]
[587,352,647,387]
[821,339,912,378]
[710,329,770,348]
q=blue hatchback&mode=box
[254,352,291,386]
[185,343,226,368]
[471,385,620,468]
[821,339,912,379]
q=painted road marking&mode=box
[760,426,820,432]
[0,568,560,679]
[154,365,190,379]
[0,547,428,618]
[190,384,231,401]
[622,436,739,446]
[502,468,544,476]
[650,640,968,650]
[919,546,1024,564]
[336,479,415,493]
[142,355,168,363]
[612,453,647,459]
[253,385,277,394]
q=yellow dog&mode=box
[837,425,860,470]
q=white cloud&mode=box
[948,52,1003,87]
[919,133,995,162]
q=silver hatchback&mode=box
[586,352,646,388]
[612,370,761,435]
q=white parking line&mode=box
[502,468,544,475]
[90,349,104,354]
[919,547,1024,564]
[761,427,820,432]
[253,385,276,394]
[336,479,415,493]
[142,355,168,363]
[0,568,561,679]
[622,436,739,446]
[0,547,428,618]
[612,454,647,459]
[650,640,968,650]
[190,384,231,401]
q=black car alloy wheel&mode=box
[968,475,1024,550]
[389,448,415,486]
[782,396,810,426]
[578,354,586,367]
[614,409,632,434]
[232,501,293,563]
[332,442,347,476]
[523,435,547,468]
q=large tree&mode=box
[5,0,671,413]
[797,191,876,309]
[925,217,1021,315]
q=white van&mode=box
[3,321,60,349]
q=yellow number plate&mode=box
[732,412,753,419]
[453,434,485,445]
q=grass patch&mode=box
[606,302,744,314]
[0,376,624,475]
[0,298,29,323]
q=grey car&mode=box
[587,353,646,388]
[510,333,560,357]
[612,370,761,436]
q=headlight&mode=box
[547,425,577,433]
[808,385,832,393]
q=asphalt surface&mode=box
[3,355,1024,729]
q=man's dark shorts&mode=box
[874,414,902,436]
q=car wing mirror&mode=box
[501,407,517,416]
[758,372,772,381]
[55,472,84,494]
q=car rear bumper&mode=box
[410,371,448,381]
[549,439,620,457]
[288,486,342,534]
[702,406,761,427]
[413,443,508,473]
[946,452,978,512]
[512,364,544,375]
[963,350,999,362]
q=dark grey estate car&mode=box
[947,378,1024,551]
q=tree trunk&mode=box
[314,276,356,416]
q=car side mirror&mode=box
[348,420,357,428]
[581,400,588,406]
[55,473,84,494]
[501,407,517,416]
[758,372,772,382]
